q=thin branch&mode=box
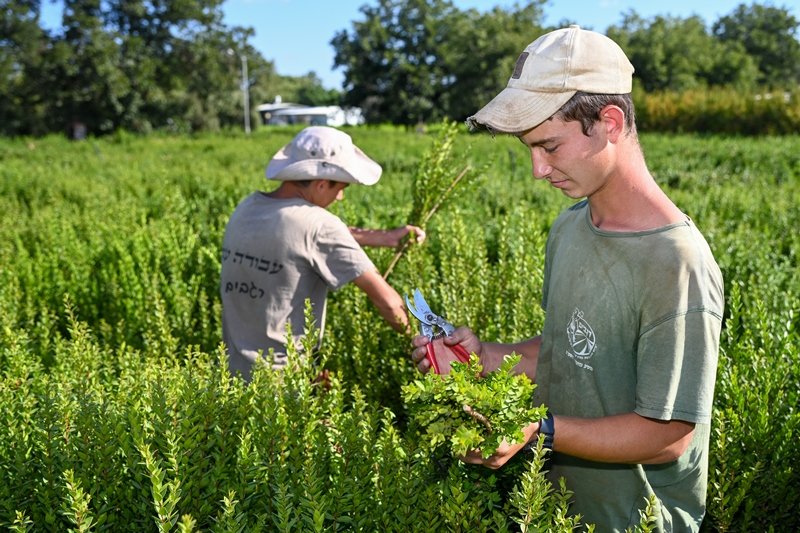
[420,164,471,227]
[463,404,493,433]
[382,165,471,280]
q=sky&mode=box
[40,0,793,89]
[223,0,786,88]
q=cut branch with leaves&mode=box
[383,121,472,279]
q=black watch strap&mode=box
[539,410,555,450]
[523,410,555,453]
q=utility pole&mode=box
[228,48,251,135]
[240,54,250,135]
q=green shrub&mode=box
[636,87,800,135]
[1,128,798,530]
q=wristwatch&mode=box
[523,410,555,452]
[539,410,555,450]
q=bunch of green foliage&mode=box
[403,354,546,459]
[407,120,468,229]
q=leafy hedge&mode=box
[1,126,798,530]
[635,87,800,135]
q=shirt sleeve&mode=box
[635,309,722,424]
[309,216,375,290]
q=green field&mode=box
[1,126,798,531]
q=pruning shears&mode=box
[405,288,470,374]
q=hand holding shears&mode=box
[405,289,471,374]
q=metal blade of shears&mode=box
[404,290,424,323]
[405,289,438,338]
[414,289,449,334]
[412,289,435,321]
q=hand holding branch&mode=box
[350,225,426,248]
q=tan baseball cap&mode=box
[467,25,634,134]
[266,126,382,185]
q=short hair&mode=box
[555,92,636,136]
[291,179,346,188]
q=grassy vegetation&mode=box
[1,125,798,531]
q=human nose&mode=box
[336,189,345,201]
[530,148,552,179]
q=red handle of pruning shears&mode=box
[426,340,470,374]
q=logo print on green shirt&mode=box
[566,308,596,370]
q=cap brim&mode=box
[467,87,577,134]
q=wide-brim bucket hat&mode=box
[266,126,382,185]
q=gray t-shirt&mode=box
[535,200,724,532]
[220,192,375,380]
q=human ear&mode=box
[600,105,625,142]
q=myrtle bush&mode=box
[1,126,798,530]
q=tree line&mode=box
[1,0,798,136]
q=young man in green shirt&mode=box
[411,26,723,531]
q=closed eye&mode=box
[518,135,559,154]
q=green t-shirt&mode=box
[535,201,724,532]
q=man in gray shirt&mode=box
[222,126,423,381]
